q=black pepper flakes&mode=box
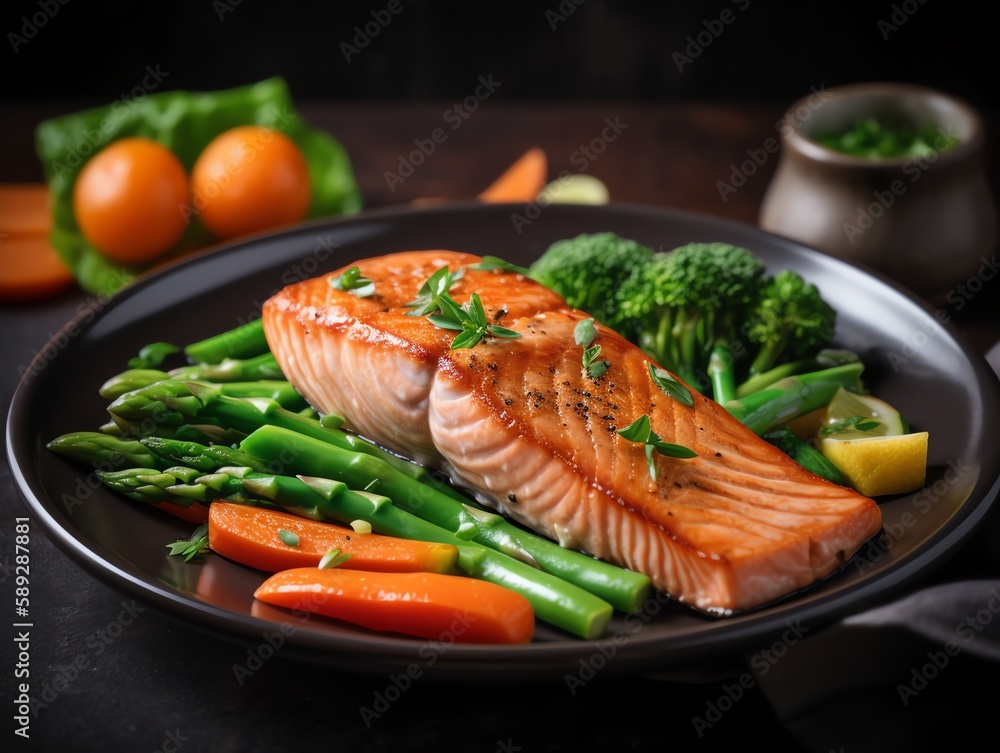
[507,493,517,504]
[504,398,514,406]
[715,452,722,458]
[488,363,498,371]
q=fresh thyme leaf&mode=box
[128,342,180,369]
[436,293,467,324]
[319,547,353,569]
[427,314,465,331]
[467,292,488,328]
[648,435,698,459]
[820,417,882,436]
[165,522,210,562]
[486,325,521,339]
[618,414,652,443]
[617,414,696,480]
[582,343,609,378]
[574,318,596,348]
[468,256,531,275]
[278,528,300,547]
[331,266,375,297]
[450,328,485,350]
[410,277,521,349]
[404,265,464,316]
[575,319,608,377]
[647,363,694,408]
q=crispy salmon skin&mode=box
[263,250,882,613]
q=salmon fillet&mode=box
[263,250,883,614]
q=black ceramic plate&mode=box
[9,202,1000,680]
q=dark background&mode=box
[4,3,1000,752]
[3,0,995,111]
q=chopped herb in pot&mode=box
[812,118,959,159]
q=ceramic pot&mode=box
[759,82,997,303]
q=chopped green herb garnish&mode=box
[165,522,210,562]
[405,265,465,317]
[319,547,353,569]
[407,268,522,349]
[617,414,696,481]
[574,318,597,348]
[331,266,375,297]
[647,363,694,408]
[350,520,372,534]
[469,256,531,275]
[427,292,521,350]
[820,416,882,436]
[574,318,609,377]
[278,528,300,547]
[582,344,609,379]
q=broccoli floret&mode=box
[617,242,766,392]
[744,269,836,377]
[528,233,655,328]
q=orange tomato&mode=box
[191,125,311,240]
[72,137,190,264]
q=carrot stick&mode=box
[254,567,536,644]
[0,184,51,235]
[208,501,459,574]
[153,501,210,525]
[477,147,547,202]
[0,235,76,302]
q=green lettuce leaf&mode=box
[35,77,362,296]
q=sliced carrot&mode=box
[0,184,51,235]
[477,147,547,203]
[0,235,76,302]
[153,501,210,525]
[254,567,535,644]
[207,501,458,574]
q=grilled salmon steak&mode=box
[263,250,883,613]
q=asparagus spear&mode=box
[97,464,614,639]
[708,341,737,404]
[46,431,173,470]
[734,349,861,398]
[239,425,652,613]
[763,427,848,486]
[101,375,305,411]
[100,353,285,399]
[106,382,480,507]
[184,318,269,364]
[139,436,269,473]
[723,362,865,436]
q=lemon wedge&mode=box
[537,174,610,205]
[787,407,827,440]
[819,432,928,497]
[820,387,907,440]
